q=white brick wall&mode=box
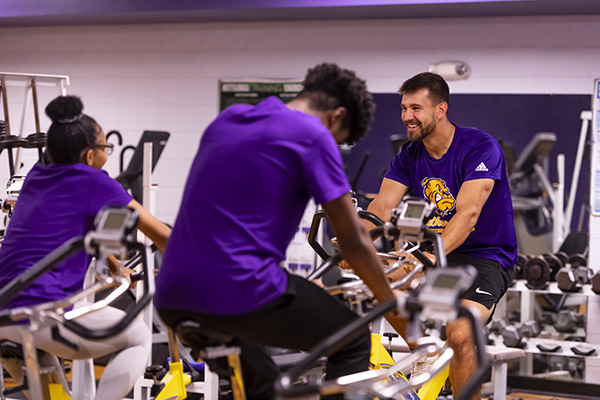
[0,14,599,225]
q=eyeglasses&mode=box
[95,143,115,155]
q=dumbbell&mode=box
[556,267,580,292]
[514,254,531,281]
[490,318,510,335]
[555,251,569,266]
[523,255,551,289]
[542,253,564,281]
[591,270,600,294]
[506,310,521,323]
[556,254,591,291]
[554,310,585,333]
[521,320,542,337]
[540,311,557,328]
[568,254,592,284]
[501,319,540,348]
[547,355,568,371]
[566,357,585,379]
[533,353,548,373]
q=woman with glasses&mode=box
[0,95,171,400]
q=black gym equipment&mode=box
[308,198,439,281]
[514,253,531,281]
[523,255,551,289]
[509,132,556,236]
[306,198,433,276]
[0,135,28,176]
[591,270,600,294]
[542,253,563,282]
[116,130,170,203]
[570,345,596,357]
[536,344,562,353]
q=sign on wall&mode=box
[219,81,302,111]
[592,79,600,216]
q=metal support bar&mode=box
[553,154,565,252]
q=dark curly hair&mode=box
[398,72,449,106]
[296,63,375,146]
[45,95,102,164]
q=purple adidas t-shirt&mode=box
[154,97,351,315]
[0,163,132,310]
[385,125,517,269]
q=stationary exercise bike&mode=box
[0,206,155,400]
[282,198,489,400]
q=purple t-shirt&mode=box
[154,97,351,315]
[0,163,132,310]
[385,125,517,269]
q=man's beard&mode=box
[406,119,435,142]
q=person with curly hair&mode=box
[0,95,171,400]
[154,63,403,399]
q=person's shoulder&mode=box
[455,125,499,147]
[72,163,111,177]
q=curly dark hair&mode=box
[398,72,449,106]
[296,63,375,146]
[45,95,101,164]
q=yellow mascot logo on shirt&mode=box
[421,177,456,216]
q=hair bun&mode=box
[45,95,84,123]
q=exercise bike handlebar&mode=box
[275,298,488,400]
[275,298,399,398]
[0,218,155,340]
[325,260,422,296]
[307,224,437,281]
[308,208,433,268]
[62,241,154,340]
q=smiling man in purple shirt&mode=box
[367,72,517,400]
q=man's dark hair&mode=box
[399,72,450,106]
[296,63,375,146]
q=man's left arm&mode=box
[441,178,495,254]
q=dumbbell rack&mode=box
[510,279,598,297]
[0,71,69,173]
[494,279,600,382]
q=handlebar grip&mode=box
[368,225,433,269]
[307,211,332,261]
[62,242,155,340]
[307,252,343,280]
[130,272,144,282]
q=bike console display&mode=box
[85,207,139,257]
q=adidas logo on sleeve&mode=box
[475,162,488,172]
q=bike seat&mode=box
[175,320,234,350]
[0,339,51,362]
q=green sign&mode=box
[219,81,303,111]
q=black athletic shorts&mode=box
[446,252,513,314]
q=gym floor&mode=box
[484,395,595,400]
[2,363,594,400]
